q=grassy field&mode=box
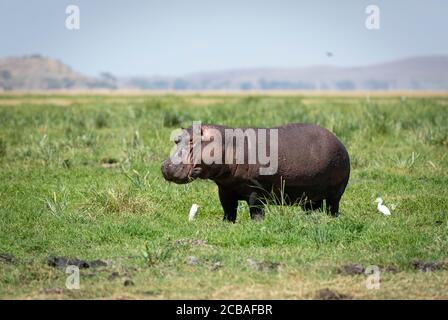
[0,93,447,299]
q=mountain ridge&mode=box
[1,54,448,91]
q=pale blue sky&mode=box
[0,0,447,76]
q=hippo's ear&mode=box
[200,125,212,141]
[201,126,220,142]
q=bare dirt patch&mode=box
[338,263,364,275]
[47,256,108,269]
[247,258,280,272]
[0,253,17,264]
[315,288,353,300]
[410,259,448,272]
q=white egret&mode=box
[188,204,199,221]
[375,197,391,216]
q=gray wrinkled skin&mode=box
[162,123,350,221]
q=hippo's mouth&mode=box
[162,141,204,183]
[162,165,202,184]
[188,166,203,180]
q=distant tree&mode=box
[45,78,63,89]
[93,72,118,89]
[364,80,389,90]
[335,80,356,90]
[240,82,253,90]
[99,72,117,82]
[0,70,11,80]
[173,79,188,90]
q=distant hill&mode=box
[0,55,116,90]
[121,56,448,91]
[1,55,448,91]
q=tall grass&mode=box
[0,94,447,299]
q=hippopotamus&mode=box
[161,123,350,222]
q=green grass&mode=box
[0,93,447,299]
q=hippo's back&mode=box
[271,123,350,187]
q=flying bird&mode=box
[375,197,391,216]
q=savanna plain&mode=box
[0,92,447,299]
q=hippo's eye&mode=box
[174,136,181,144]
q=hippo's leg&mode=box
[302,200,323,212]
[248,192,264,221]
[218,186,238,222]
[326,179,348,217]
[326,197,340,217]
[312,200,324,211]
